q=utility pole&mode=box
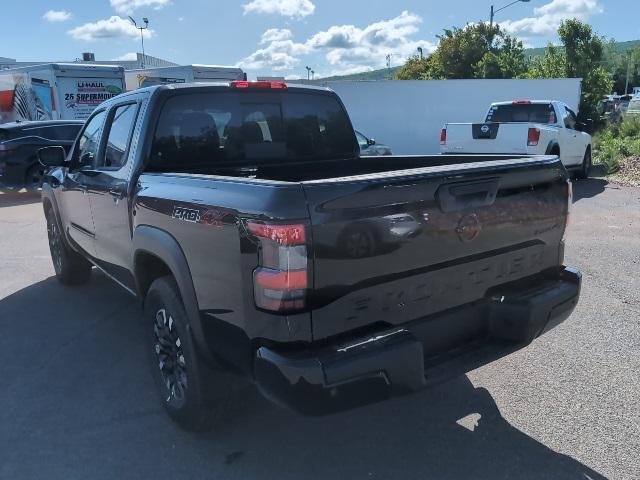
[386,54,392,78]
[489,0,530,29]
[128,16,149,68]
[625,56,632,95]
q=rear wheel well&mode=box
[135,252,173,299]
[549,145,560,156]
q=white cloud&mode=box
[242,0,315,19]
[43,10,72,22]
[238,38,310,71]
[261,28,293,44]
[308,11,435,71]
[110,0,170,15]
[68,16,154,41]
[500,0,603,37]
[112,52,138,61]
[238,11,435,75]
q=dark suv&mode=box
[0,120,83,189]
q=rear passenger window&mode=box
[564,107,577,130]
[101,103,139,169]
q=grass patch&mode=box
[593,116,640,174]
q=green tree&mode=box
[395,23,527,80]
[523,44,567,78]
[558,19,612,122]
[610,47,640,95]
[395,55,432,80]
[526,20,613,123]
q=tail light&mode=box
[230,80,288,90]
[513,99,531,104]
[440,128,447,145]
[247,222,308,312]
[527,127,540,146]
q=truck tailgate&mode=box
[303,156,568,340]
[444,123,534,154]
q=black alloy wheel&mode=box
[153,307,188,407]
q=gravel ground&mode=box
[1,178,638,480]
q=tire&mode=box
[144,276,237,432]
[25,162,45,190]
[576,147,592,179]
[45,208,92,285]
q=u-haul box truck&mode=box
[0,63,125,123]
[125,65,245,90]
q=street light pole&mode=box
[489,0,529,28]
[128,16,149,68]
[305,66,311,81]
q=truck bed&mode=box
[157,154,546,183]
[142,153,568,342]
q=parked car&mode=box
[441,100,593,178]
[39,81,580,431]
[625,95,640,117]
[0,120,83,188]
[355,130,392,155]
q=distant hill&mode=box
[524,39,640,58]
[319,39,640,81]
[320,67,401,81]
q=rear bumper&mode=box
[254,266,581,414]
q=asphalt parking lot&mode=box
[1,178,638,480]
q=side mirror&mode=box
[367,138,376,146]
[38,146,67,167]
[585,118,594,132]
[577,119,593,133]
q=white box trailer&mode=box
[125,65,246,90]
[316,78,583,155]
[0,63,125,123]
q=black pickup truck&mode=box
[39,81,581,430]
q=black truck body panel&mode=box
[40,82,580,413]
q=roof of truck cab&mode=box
[490,100,558,106]
[134,81,333,95]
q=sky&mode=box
[3,0,639,78]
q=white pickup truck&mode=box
[441,100,592,178]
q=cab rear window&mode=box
[147,90,358,173]
[486,104,557,124]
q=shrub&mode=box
[619,116,640,139]
[593,116,640,173]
